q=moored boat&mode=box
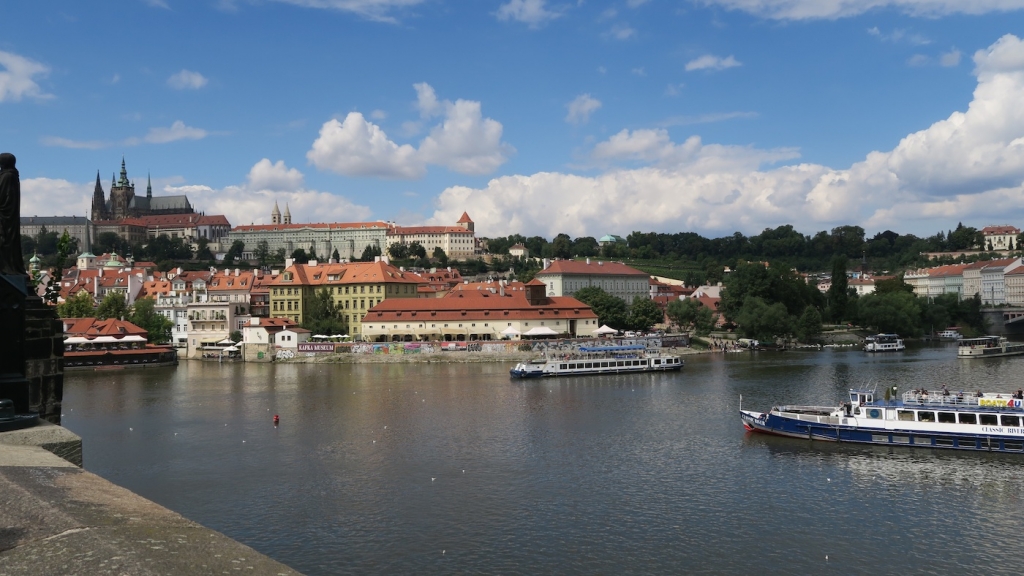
[510,345,683,378]
[937,328,962,340]
[864,333,904,352]
[740,386,1024,452]
[957,336,1024,359]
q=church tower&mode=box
[109,157,136,220]
[284,203,292,225]
[147,173,153,199]
[272,201,281,225]
[90,171,109,221]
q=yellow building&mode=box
[268,259,424,338]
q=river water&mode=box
[62,346,1024,575]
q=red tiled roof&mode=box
[388,225,472,235]
[231,221,390,232]
[364,293,597,322]
[457,212,473,224]
[198,215,231,226]
[63,318,148,338]
[982,225,1020,235]
[537,260,648,276]
[137,214,203,227]
[269,261,424,287]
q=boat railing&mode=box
[775,405,843,425]
[901,390,1021,406]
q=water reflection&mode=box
[61,347,1024,575]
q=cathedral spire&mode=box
[284,203,292,225]
[118,156,129,187]
[147,173,152,199]
[91,170,107,222]
[272,201,281,225]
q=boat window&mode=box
[979,414,998,426]
[1001,415,1021,427]
[935,437,955,447]
[585,363,592,369]
[917,411,936,422]
[959,413,977,425]
[892,435,910,444]
[560,364,567,370]
[570,364,577,369]
[654,359,660,365]
[897,410,915,421]
[1004,441,1024,451]
[937,412,956,423]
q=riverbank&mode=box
[277,346,710,364]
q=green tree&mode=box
[96,292,129,320]
[432,246,448,266]
[290,248,309,264]
[255,240,271,266]
[331,248,341,262]
[795,306,823,342]
[857,291,923,336]
[827,256,848,322]
[93,231,130,255]
[735,297,793,342]
[195,238,215,260]
[408,242,427,259]
[44,231,75,305]
[223,240,245,265]
[388,243,409,260]
[874,275,915,295]
[57,291,95,318]
[301,288,347,335]
[693,306,715,336]
[627,297,663,332]
[359,244,382,262]
[128,297,173,343]
[666,298,698,331]
[230,330,243,343]
[574,286,628,330]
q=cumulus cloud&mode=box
[307,84,512,179]
[167,69,208,90]
[269,0,425,23]
[685,54,742,72]
[0,50,53,102]
[427,34,1024,238]
[140,120,208,144]
[43,120,209,148]
[607,23,636,40]
[565,94,602,125]
[21,178,91,217]
[699,0,1024,20]
[940,49,962,67]
[497,0,561,28]
[247,158,305,190]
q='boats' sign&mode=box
[978,398,1024,408]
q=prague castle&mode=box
[91,158,195,222]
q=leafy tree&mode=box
[274,248,287,264]
[96,292,129,320]
[332,248,341,261]
[388,243,409,260]
[408,241,427,259]
[359,244,382,262]
[667,298,698,331]
[255,240,271,266]
[433,246,448,266]
[308,246,318,261]
[693,306,715,336]
[572,236,599,257]
[627,297,664,332]
[796,306,823,342]
[549,233,572,259]
[874,276,915,295]
[143,234,194,261]
[230,330,243,343]
[721,261,821,322]
[301,288,347,336]
[223,240,245,265]
[827,256,848,322]
[857,291,923,336]
[574,286,629,330]
[195,238,215,261]
[290,248,309,264]
[128,297,172,343]
[93,231,130,256]
[20,234,36,257]
[44,231,75,305]
[34,226,58,255]
[735,297,793,342]
[57,291,95,318]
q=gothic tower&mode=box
[147,173,153,199]
[109,157,136,220]
[284,203,292,225]
[90,171,109,221]
[272,201,281,225]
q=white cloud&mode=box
[685,54,742,72]
[43,120,208,148]
[141,120,208,144]
[565,94,602,125]
[142,0,170,8]
[167,69,208,90]
[940,49,962,67]
[21,178,91,217]
[699,0,1024,20]
[659,111,758,126]
[867,27,930,45]
[631,67,646,76]
[269,0,425,23]
[370,109,388,120]
[607,23,636,40]
[627,0,650,6]
[664,83,685,96]
[497,0,561,28]
[428,34,1024,238]
[0,50,53,102]
[246,158,305,191]
[307,112,423,178]
[907,54,930,66]
[307,84,512,179]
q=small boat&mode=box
[937,328,962,340]
[510,345,683,378]
[740,386,1024,452]
[957,336,1024,358]
[864,333,904,352]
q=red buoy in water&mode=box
[273,414,280,425]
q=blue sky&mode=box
[7,0,1024,240]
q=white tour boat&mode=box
[937,329,962,340]
[957,336,1024,359]
[741,386,1024,452]
[510,345,683,378]
[864,333,905,353]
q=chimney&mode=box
[586,258,591,265]
[309,260,318,267]
[500,283,505,297]
[250,317,259,326]
[542,258,550,270]
[285,258,294,268]
[235,268,240,276]
[374,256,381,263]
[98,268,103,277]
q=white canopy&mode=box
[500,326,521,335]
[312,335,329,339]
[593,325,618,335]
[218,338,235,345]
[523,326,558,337]
[223,346,239,352]
[64,336,90,344]
[121,335,147,342]
[91,336,120,343]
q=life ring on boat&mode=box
[868,409,881,419]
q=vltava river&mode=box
[63,346,1024,575]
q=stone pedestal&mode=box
[0,274,63,424]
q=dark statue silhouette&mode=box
[0,152,25,275]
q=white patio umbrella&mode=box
[500,326,521,336]
[223,346,239,352]
[63,336,90,344]
[217,338,234,345]
[523,326,558,337]
[593,325,618,335]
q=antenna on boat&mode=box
[739,394,742,411]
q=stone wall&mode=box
[23,298,63,424]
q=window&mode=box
[937,412,956,423]
[959,413,977,425]
[897,410,915,421]
[979,414,998,426]
[1001,415,1021,427]
[917,411,935,422]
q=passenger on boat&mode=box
[941,386,950,396]
[1016,389,1023,399]
[976,390,984,398]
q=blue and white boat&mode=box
[740,387,1024,452]
[510,345,683,378]
[864,333,904,352]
